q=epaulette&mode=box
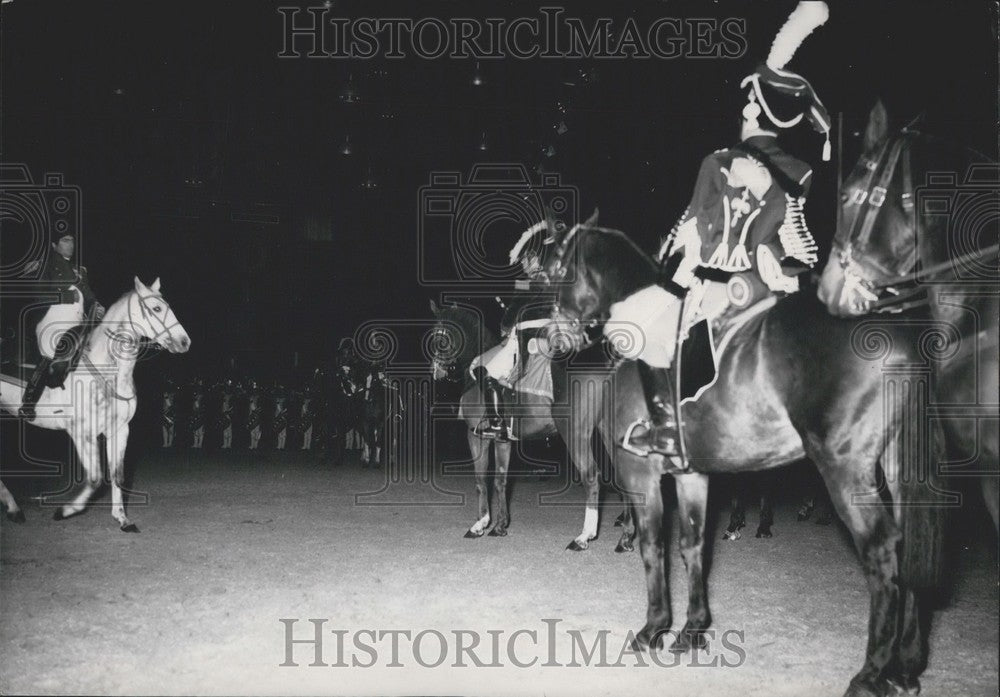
[23,259,41,274]
[79,265,88,273]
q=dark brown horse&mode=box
[430,299,632,551]
[817,101,999,532]
[545,214,952,697]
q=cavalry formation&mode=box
[158,356,402,466]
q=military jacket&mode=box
[663,135,818,286]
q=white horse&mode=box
[0,277,190,531]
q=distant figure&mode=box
[248,391,263,450]
[220,391,234,449]
[273,395,288,450]
[190,392,205,449]
[161,387,176,447]
[299,396,314,450]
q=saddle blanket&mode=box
[471,347,553,401]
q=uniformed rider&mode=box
[20,231,105,419]
[614,1,832,463]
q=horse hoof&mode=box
[464,529,484,539]
[633,626,670,652]
[614,540,634,553]
[670,628,709,654]
[886,676,920,696]
[722,530,741,541]
[566,539,588,551]
[488,527,508,537]
[7,510,26,523]
[843,677,891,697]
[121,523,140,533]
[756,529,773,539]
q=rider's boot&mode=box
[19,357,52,420]
[473,366,515,441]
[623,362,687,470]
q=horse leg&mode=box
[488,441,511,536]
[565,422,600,552]
[671,472,712,652]
[983,476,999,534]
[756,486,774,539]
[624,466,672,651]
[373,425,382,467]
[0,480,25,523]
[107,422,138,532]
[797,494,815,521]
[820,462,905,697]
[56,428,102,520]
[464,433,491,538]
[615,501,636,553]
[723,489,746,541]
[885,586,926,695]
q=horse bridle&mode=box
[547,222,603,335]
[834,132,917,306]
[94,292,170,402]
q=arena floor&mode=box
[1,450,997,696]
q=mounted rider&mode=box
[616,1,832,462]
[19,230,106,419]
[473,221,556,441]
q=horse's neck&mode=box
[84,302,138,387]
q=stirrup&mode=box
[618,418,688,472]
[473,418,518,442]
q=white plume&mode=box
[766,1,830,70]
[508,221,547,265]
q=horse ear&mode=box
[864,100,889,152]
[429,299,440,315]
[583,208,599,228]
[134,276,147,293]
[150,277,161,292]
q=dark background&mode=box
[2,0,997,380]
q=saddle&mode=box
[44,322,93,388]
[3,321,94,389]
[674,272,777,403]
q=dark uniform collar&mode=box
[741,134,781,153]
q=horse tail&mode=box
[895,391,950,590]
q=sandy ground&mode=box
[1,449,997,697]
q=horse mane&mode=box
[576,225,659,307]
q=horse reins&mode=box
[97,291,171,402]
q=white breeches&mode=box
[605,282,730,368]
[482,318,549,381]
[36,294,84,360]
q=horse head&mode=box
[428,299,494,382]
[543,211,658,351]
[818,101,993,317]
[114,277,192,353]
